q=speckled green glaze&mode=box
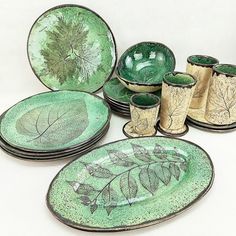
[103,77,161,104]
[27,4,117,92]
[117,42,175,85]
[0,91,110,152]
[47,136,214,232]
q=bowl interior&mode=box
[118,42,175,85]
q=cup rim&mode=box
[130,93,160,109]
[163,71,197,88]
[187,55,219,67]
[213,64,236,77]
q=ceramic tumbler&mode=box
[129,93,160,136]
[159,72,196,136]
[187,55,219,110]
[205,64,236,125]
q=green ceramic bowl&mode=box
[117,42,175,92]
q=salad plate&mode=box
[106,102,130,113]
[27,4,117,92]
[103,77,161,106]
[187,107,236,132]
[117,42,175,92]
[47,136,214,232]
[103,77,161,117]
[106,102,131,117]
[0,91,110,153]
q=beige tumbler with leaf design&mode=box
[123,93,160,138]
[158,72,197,136]
[186,55,219,110]
[205,64,236,125]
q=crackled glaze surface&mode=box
[47,136,214,231]
[0,91,110,152]
[27,4,116,92]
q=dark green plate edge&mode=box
[26,4,118,93]
[46,136,215,232]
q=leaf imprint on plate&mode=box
[68,143,188,215]
[15,99,88,147]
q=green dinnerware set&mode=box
[2,3,236,232]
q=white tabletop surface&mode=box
[0,0,236,235]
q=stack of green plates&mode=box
[0,91,111,161]
[103,77,161,117]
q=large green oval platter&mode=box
[0,91,110,152]
[27,4,117,92]
[47,136,214,232]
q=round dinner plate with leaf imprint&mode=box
[47,136,214,232]
[0,91,110,153]
[27,4,117,92]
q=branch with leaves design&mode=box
[68,143,188,215]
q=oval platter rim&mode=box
[46,136,215,232]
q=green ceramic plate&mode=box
[0,91,110,152]
[27,4,117,92]
[47,136,214,232]
[103,77,162,105]
[117,42,175,92]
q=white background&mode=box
[0,0,236,235]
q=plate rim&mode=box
[46,136,215,232]
[0,123,109,161]
[26,4,118,93]
[0,123,109,157]
[187,115,236,131]
[103,77,133,105]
